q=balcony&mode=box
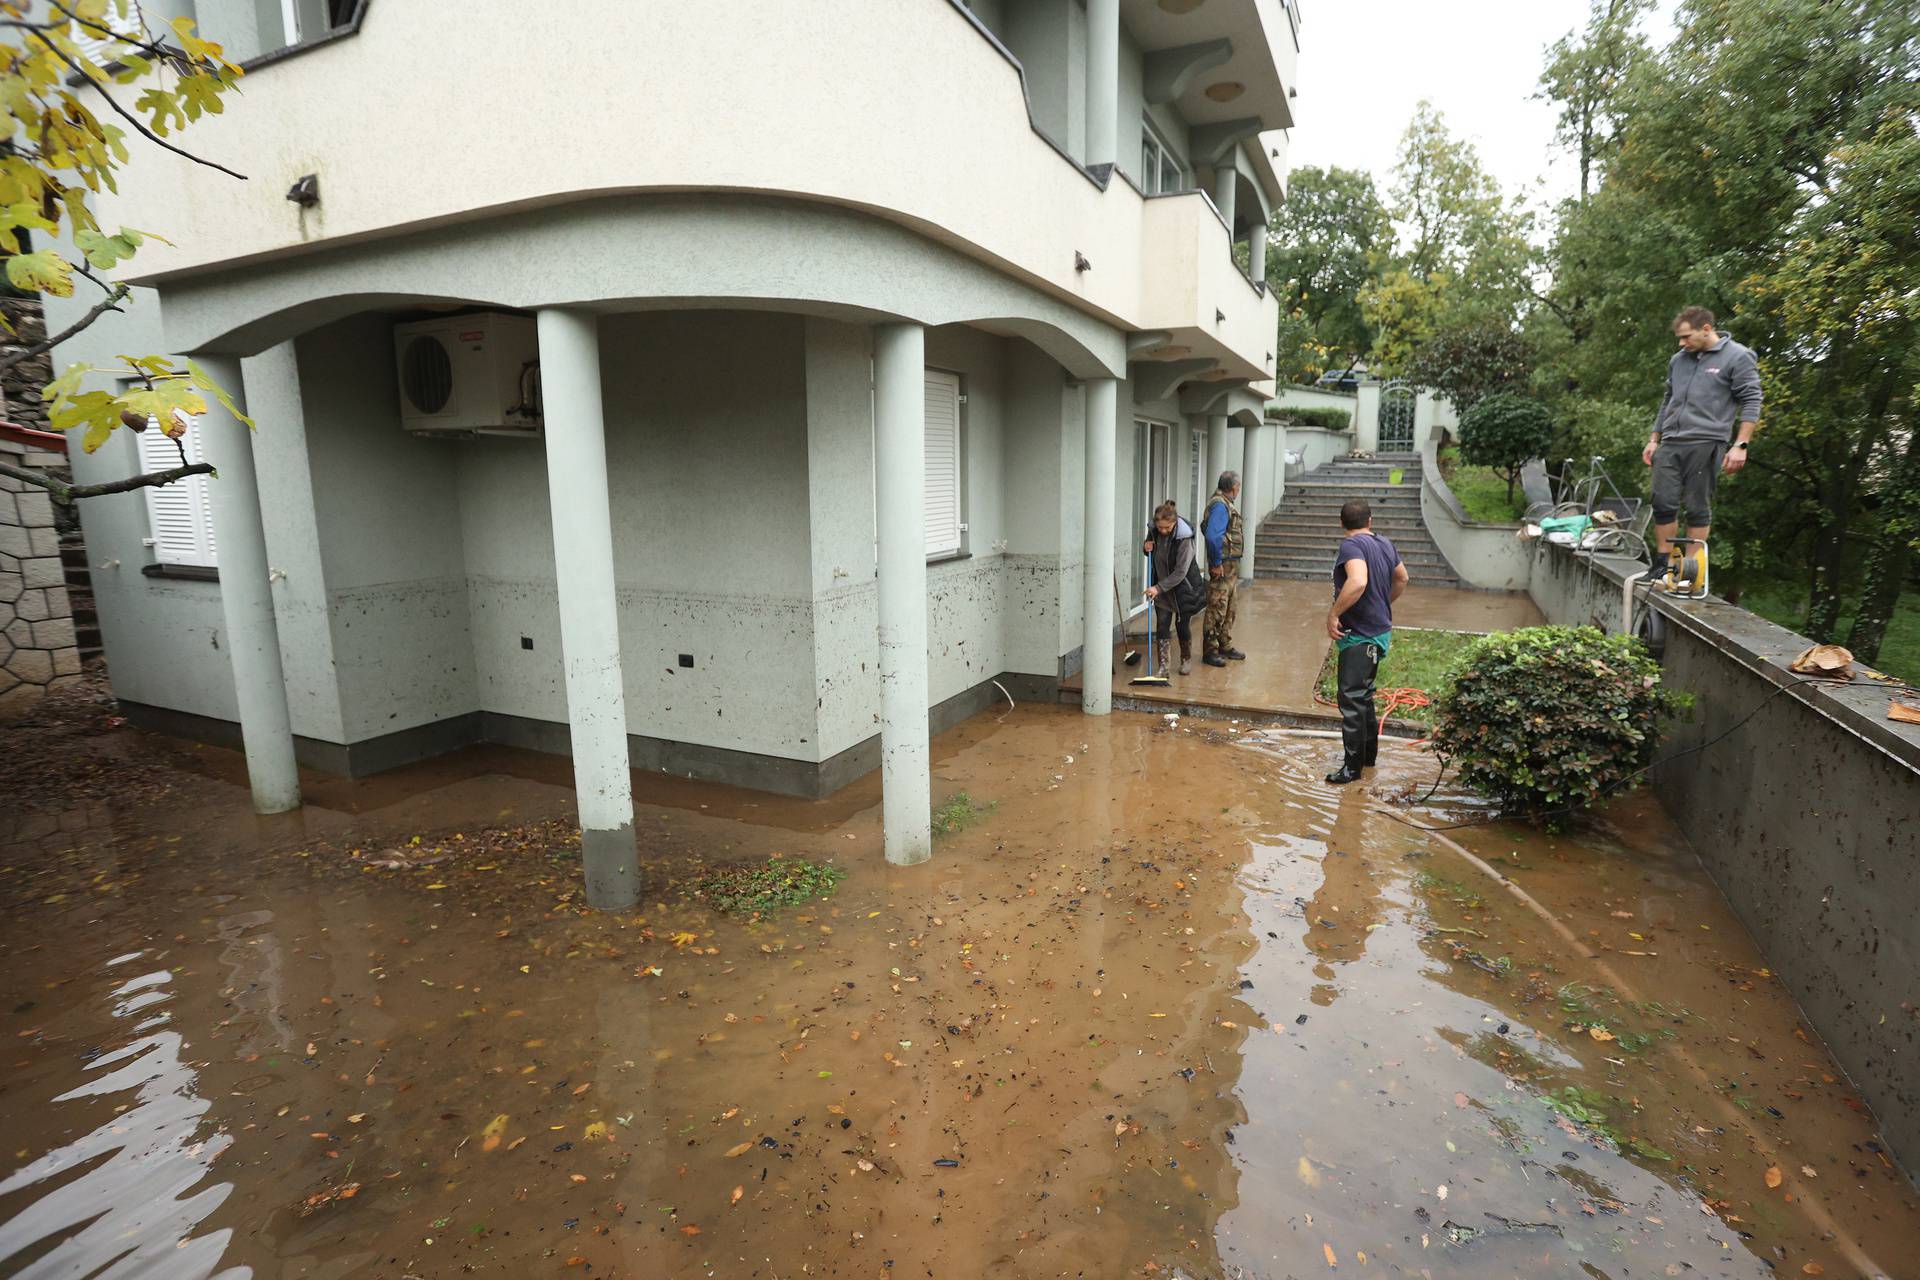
[95,0,1282,379]
[1138,190,1278,386]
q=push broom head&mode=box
[1129,671,1171,687]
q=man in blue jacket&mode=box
[1643,306,1762,592]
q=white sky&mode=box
[1285,0,1683,217]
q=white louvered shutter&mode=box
[924,370,962,558]
[70,2,144,66]
[138,413,217,568]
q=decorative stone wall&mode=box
[0,297,52,432]
[0,435,82,717]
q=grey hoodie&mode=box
[1654,334,1763,442]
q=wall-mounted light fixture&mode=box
[1075,251,1092,273]
[286,174,320,207]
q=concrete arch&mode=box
[160,195,1127,380]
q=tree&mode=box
[0,0,249,505]
[1405,319,1535,417]
[1361,103,1536,371]
[1537,0,1653,203]
[1457,393,1554,504]
[1262,165,1391,379]
[1532,0,1919,642]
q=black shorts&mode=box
[1651,439,1728,526]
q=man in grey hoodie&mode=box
[1642,305,1762,571]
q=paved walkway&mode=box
[1065,579,1545,719]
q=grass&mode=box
[931,792,994,837]
[1733,576,1920,684]
[1438,447,1527,524]
[692,856,844,916]
[1315,626,1483,724]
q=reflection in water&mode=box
[0,953,245,1280]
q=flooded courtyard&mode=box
[2,689,1915,1278]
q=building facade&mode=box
[49,0,1298,897]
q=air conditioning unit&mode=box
[393,313,542,437]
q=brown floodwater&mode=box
[1,703,1914,1278]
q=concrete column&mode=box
[536,308,640,909]
[1081,377,1118,714]
[1086,0,1119,169]
[195,353,299,816]
[1240,421,1263,584]
[1248,218,1268,285]
[1213,163,1238,233]
[1207,414,1231,490]
[873,322,933,867]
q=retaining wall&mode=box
[1529,541,1920,1171]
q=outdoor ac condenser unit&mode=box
[392,312,542,437]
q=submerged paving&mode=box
[1,691,1914,1278]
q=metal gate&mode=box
[1378,379,1417,453]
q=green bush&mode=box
[1429,626,1687,823]
[1266,406,1353,431]
[1458,392,1555,505]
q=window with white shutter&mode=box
[924,370,963,559]
[137,411,218,569]
[69,2,144,67]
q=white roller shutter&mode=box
[69,2,144,66]
[137,412,217,568]
[924,370,962,558]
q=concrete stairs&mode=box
[60,531,102,660]
[1253,453,1462,587]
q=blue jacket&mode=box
[1203,498,1231,567]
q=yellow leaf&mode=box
[1323,1242,1337,1266]
[1588,1027,1615,1042]
[481,1114,510,1152]
[724,1142,753,1158]
[5,249,74,297]
[1765,1166,1783,1189]
[584,1121,608,1142]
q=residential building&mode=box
[47,0,1297,898]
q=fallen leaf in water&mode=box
[1801,1264,1823,1276]
[569,1174,588,1183]
[1323,1242,1337,1266]
[1297,1155,1321,1187]
[584,1121,609,1142]
[1765,1166,1784,1189]
[1437,1184,1448,1200]
[481,1114,510,1152]
[725,1142,753,1158]
[1453,1092,1469,1108]
[507,1136,527,1151]
[1800,1165,1817,1178]
[565,1258,587,1267]
[572,1083,592,1096]
[306,1042,317,1056]
[680,1224,702,1236]
[1588,1027,1616,1042]
[347,1113,365,1124]
[731,1185,744,1204]
[856,1158,875,1172]
[828,1104,845,1116]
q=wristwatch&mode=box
[1730,441,1749,453]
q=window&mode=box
[137,411,218,569]
[69,1,144,67]
[924,370,963,559]
[1140,121,1186,195]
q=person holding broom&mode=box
[1142,499,1208,678]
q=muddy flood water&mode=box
[3,695,1916,1278]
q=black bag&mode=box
[1176,548,1208,615]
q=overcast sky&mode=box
[1286,0,1683,216]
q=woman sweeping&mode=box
[1142,499,1208,678]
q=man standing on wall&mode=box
[1325,498,1407,785]
[1201,471,1247,668]
[1642,306,1762,594]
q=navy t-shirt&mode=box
[1333,532,1401,637]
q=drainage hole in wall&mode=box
[678,654,694,668]
[521,636,534,650]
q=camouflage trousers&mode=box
[1204,571,1238,655]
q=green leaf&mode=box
[4,248,75,297]
[187,358,252,428]
[73,226,142,270]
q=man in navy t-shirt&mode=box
[1325,498,1408,785]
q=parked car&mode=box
[1315,368,1363,391]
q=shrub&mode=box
[1266,406,1353,431]
[1457,392,1555,505]
[1406,319,1535,416]
[1428,626,1687,824]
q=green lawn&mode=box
[1438,448,1528,524]
[1733,578,1920,684]
[1315,626,1483,724]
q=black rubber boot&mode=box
[1203,652,1228,668]
[1325,759,1364,786]
[1225,648,1247,661]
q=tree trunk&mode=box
[1846,429,1920,664]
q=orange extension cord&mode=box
[1313,686,1431,723]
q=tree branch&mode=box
[0,457,214,505]
[0,282,129,376]
[37,35,248,182]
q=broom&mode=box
[1130,550,1171,687]
[1116,576,1141,667]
